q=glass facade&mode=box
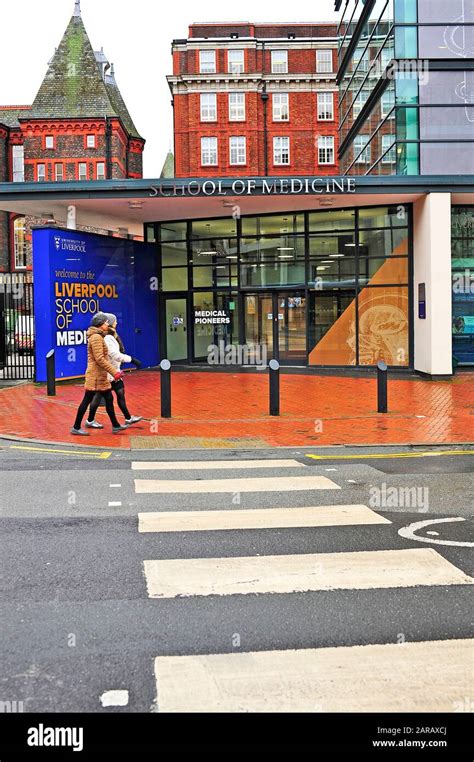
[452,207,474,366]
[339,0,395,153]
[337,0,474,175]
[147,205,412,367]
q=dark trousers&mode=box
[87,379,131,423]
[73,389,120,430]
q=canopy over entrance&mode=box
[1,175,473,236]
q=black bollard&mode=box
[269,359,280,416]
[160,359,172,418]
[377,360,388,413]
[46,350,56,397]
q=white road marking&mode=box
[132,459,306,471]
[108,502,122,507]
[154,638,474,713]
[138,505,391,532]
[398,517,474,548]
[110,484,122,488]
[138,504,391,534]
[99,690,129,707]
[143,548,473,599]
[134,475,340,494]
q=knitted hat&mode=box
[104,313,117,326]
[91,312,109,327]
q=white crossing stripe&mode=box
[135,475,340,494]
[154,638,474,713]
[138,504,391,534]
[143,548,473,599]
[132,459,306,471]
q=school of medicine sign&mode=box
[150,177,356,198]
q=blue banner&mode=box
[33,228,159,382]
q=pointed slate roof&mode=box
[0,106,31,129]
[160,150,175,178]
[31,12,114,120]
[30,6,143,139]
[105,66,142,139]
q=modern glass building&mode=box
[145,204,412,367]
[336,0,474,176]
[334,0,474,367]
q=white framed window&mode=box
[199,50,216,74]
[96,162,106,180]
[272,93,289,121]
[381,45,393,70]
[354,135,371,163]
[37,164,46,182]
[229,92,245,121]
[230,136,246,165]
[381,88,395,117]
[271,50,288,74]
[13,216,27,269]
[228,49,244,74]
[78,162,87,180]
[316,49,333,73]
[355,47,369,73]
[317,92,334,120]
[201,137,218,165]
[353,89,369,118]
[12,145,24,182]
[318,135,335,165]
[55,163,64,182]
[200,93,217,122]
[381,134,396,164]
[87,134,96,148]
[273,136,290,165]
[45,135,54,149]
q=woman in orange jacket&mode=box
[71,313,128,435]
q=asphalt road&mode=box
[0,441,473,715]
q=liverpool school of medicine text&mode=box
[0,175,472,379]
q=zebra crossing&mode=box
[131,456,474,713]
[153,639,473,713]
[143,548,471,599]
[134,474,340,494]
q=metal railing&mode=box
[0,272,35,381]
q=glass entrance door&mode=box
[277,292,307,364]
[244,293,274,363]
[244,291,307,365]
[164,297,188,362]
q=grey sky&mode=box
[0,0,340,177]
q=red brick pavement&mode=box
[0,371,473,449]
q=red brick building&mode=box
[168,22,339,178]
[0,0,145,272]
